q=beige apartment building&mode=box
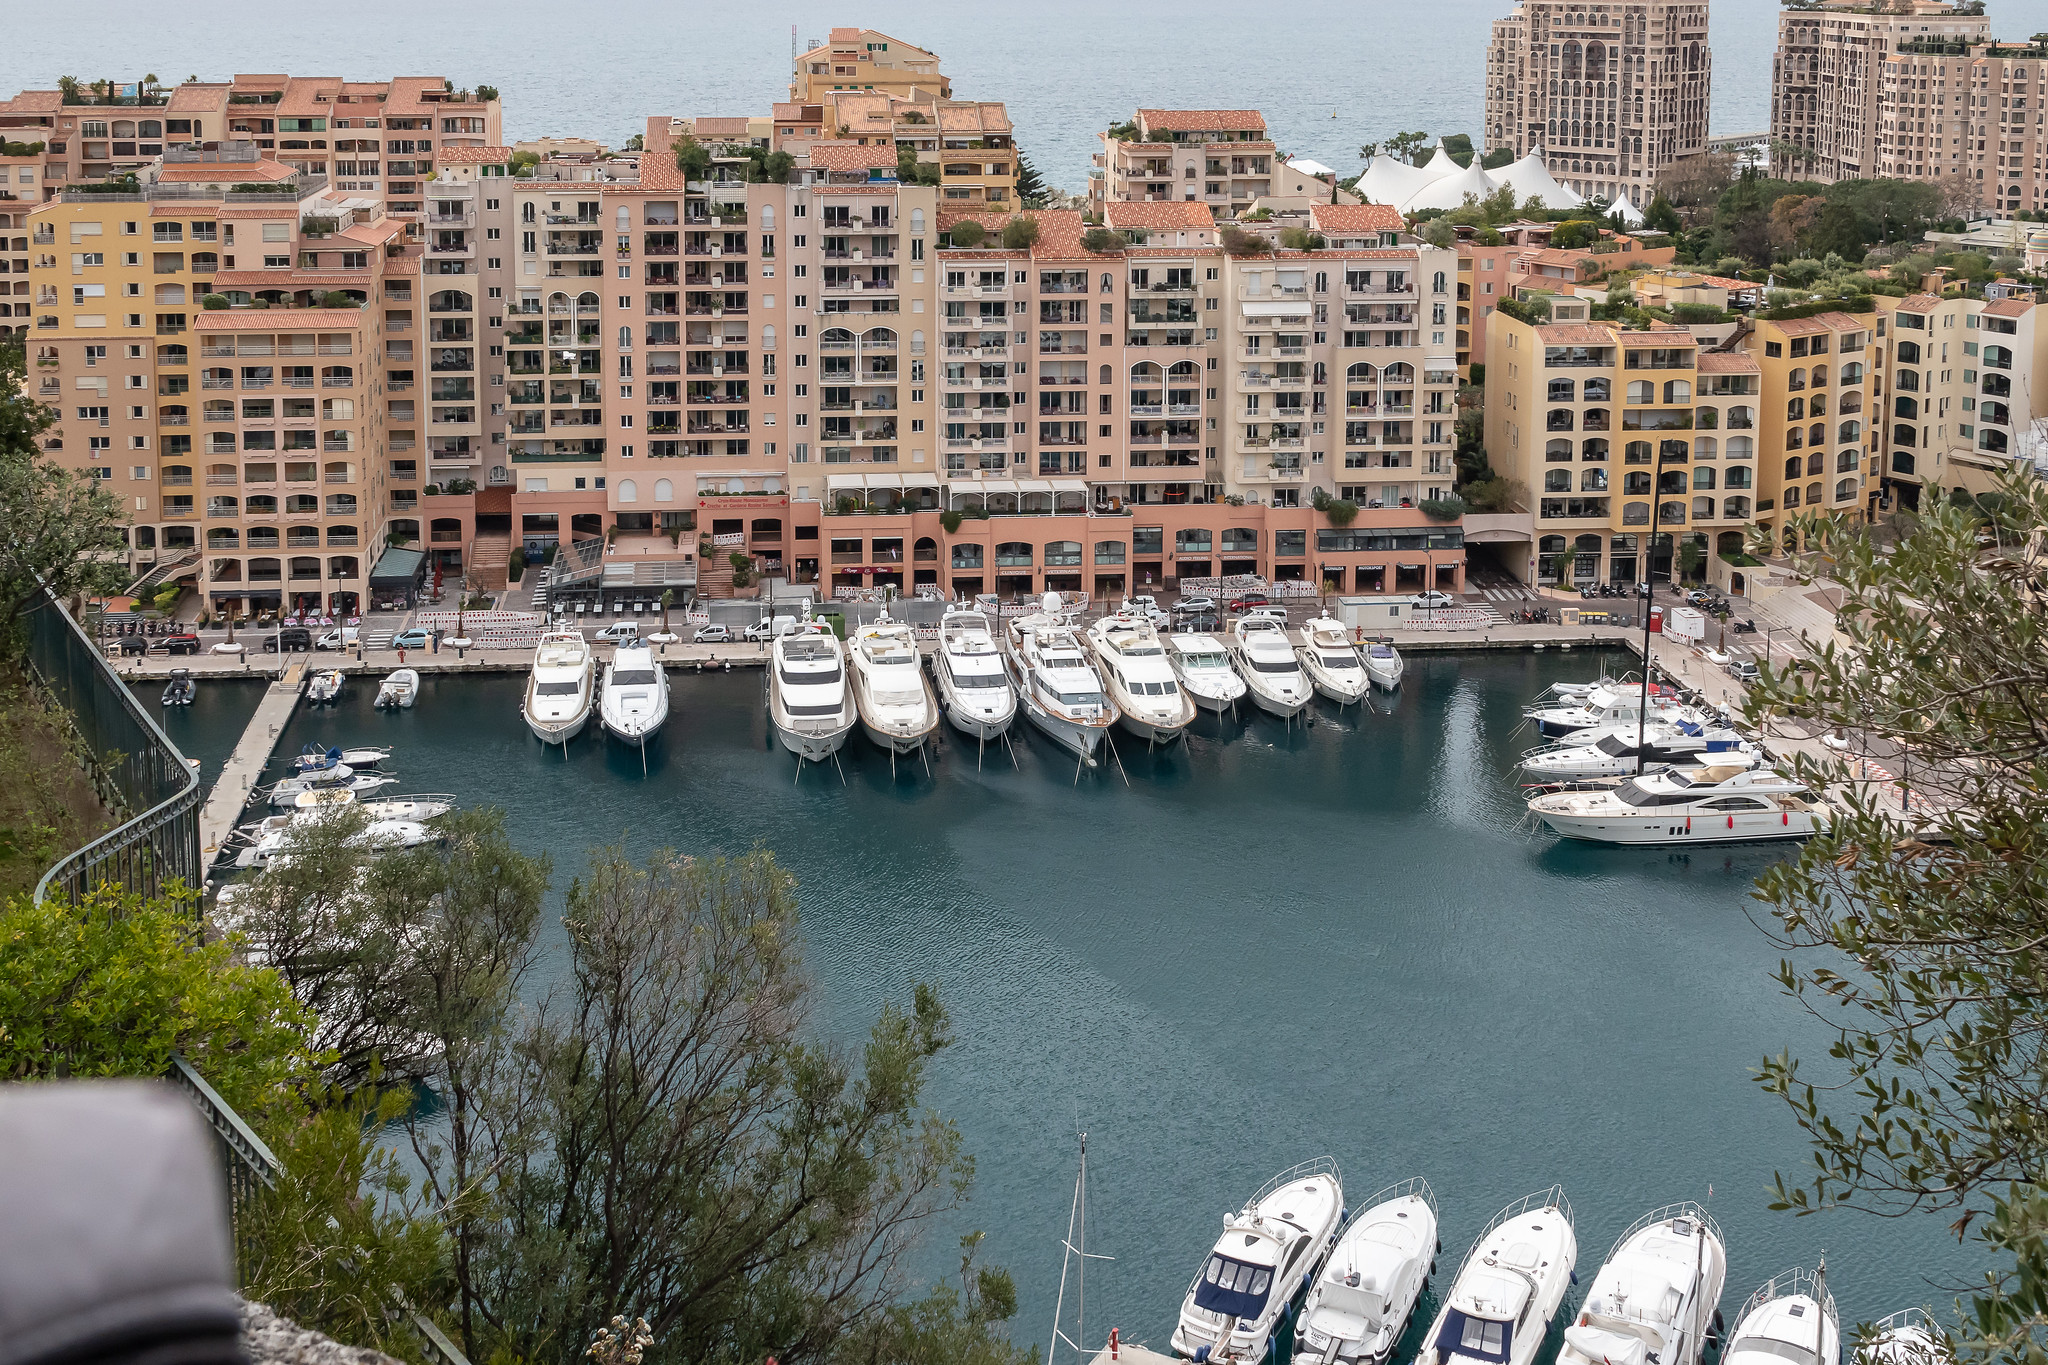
[1090,110,1277,221]
[1483,0,1712,210]
[789,30,949,103]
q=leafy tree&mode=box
[833,1234,1030,1365]
[1441,133,1476,168]
[0,886,316,1122]
[1461,475,1525,513]
[1382,131,1431,165]
[1747,476,2048,1365]
[1644,194,1683,234]
[1220,225,1272,255]
[949,219,987,248]
[671,136,711,181]
[1548,219,1602,250]
[1481,147,1516,170]
[1081,226,1123,254]
[1414,217,1457,250]
[0,342,130,647]
[1013,151,1051,209]
[1279,226,1326,251]
[508,149,539,178]
[1001,215,1040,250]
[624,134,643,151]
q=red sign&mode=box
[696,495,789,509]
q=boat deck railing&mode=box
[1341,1175,1439,1233]
[1738,1268,1839,1335]
[1607,1201,1724,1264]
[1468,1184,1575,1253]
[1244,1155,1344,1212]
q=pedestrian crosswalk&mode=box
[1475,585,1540,604]
[362,632,394,650]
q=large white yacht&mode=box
[1296,613,1369,705]
[1857,1310,1947,1365]
[1227,615,1311,719]
[1361,637,1405,690]
[931,606,1015,742]
[598,640,669,746]
[1724,1269,1839,1365]
[1086,609,1194,743]
[1519,722,1757,783]
[1167,632,1247,713]
[1297,1177,1440,1365]
[768,626,856,762]
[523,630,595,746]
[847,611,940,755]
[1527,683,1690,738]
[1559,1205,1727,1365]
[1005,596,1117,763]
[266,765,399,807]
[1417,1186,1578,1365]
[1529,763,1829,844]
[1172,1158,1345,1363]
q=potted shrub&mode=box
[940,509,964,533]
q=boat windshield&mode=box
[1043,681,1106,708]
[1249,658,1300,674]
[1440,1311,1514,1364]
[1318,652,1360,668]
[787,701,846,717]
[1596,734,1637,756]
[1120,642,1165,656]
[1126,678,1180,696]
[951,669,1008,690]
[610,669,660,686]
[1179,652,1227,669]
[1612,778,1696,807]
[1193,1254,1274,1320]
[1367,645,1396,659]
[534,679,584,696]
[780,663,842,686]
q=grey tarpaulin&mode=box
[0,1081,244,1365]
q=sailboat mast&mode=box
[1638,501,1662,775]
[1047,1131,1088,1365]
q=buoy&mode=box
[1685,817,1691,834]
[1783,810,1790,825]
[1727,814,1734,828]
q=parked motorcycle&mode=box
[1731,618,1758,634]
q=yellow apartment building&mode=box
[790,30,949,103]
[1742,310,1876,536]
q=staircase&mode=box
[125,549,200,597]
[469,532,511,591]
[695,551,736,599]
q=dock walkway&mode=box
[198,664,304,858]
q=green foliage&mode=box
[1081,226,1123,254]
[1013,151,1051,209]
[1106,119,1140,142]
[508,149,539,178]
[624,134,643,152]
[940,509,964,533]
[1549,546,1578,583]
[741,148,796,184]
[1643,194,1683,234]
[1441,133,1476,168]
[300,215,338,236]
[151,583,181,615]
[0,887,317,1121]
[1745,475,2048,1365]
[1323,498,1360,527]
[948,219,987,248]
[507,546,525,583]
[1279,227,1327,251]
[1,140,48,157]
[201,293,229,310]
[1495,294,1544,325]
[1220,225,1272,256]
[474,84,498,103]
[1758,296,1874,321]
[1547,219,1602,250]
[729,550,754,587]
[1000,215,1040,251]
[1480,147,1515,170]
[1461,476,1524,512]
[1419,495,1467,521]
[319,290,352,309]
[671,136,712,181]
[832,1234,1031,1365]
[1670,302,1731,324]
[1381,131,1431,165]
[1677,537,1706,582]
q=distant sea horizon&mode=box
[15,0,2048,197]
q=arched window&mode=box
[1784,456,1803,480]
[1432,270,1447,293]
[654,478,673,501]
[1101,364,1114,384]
[910,208,924,234]
[1724,466,1751,489]
[1893,423,1916,448]
[1663,379,1690,403]
[1626,380,1653,404]
[1788,367,1807,391]
[1582,377,1610,401]
[1548,378,1576,402]
[616,207,630,229]
[1784,486,1802,508]
[1693,437,1717,459]
[522,202,535,223]
[1546,408,1575,431]
[1723,495,1752,518]
[1580,468,1607,491]
[1624,471,1653,494]
[1693,496,1715,521]
[1693,466,1716,490]
[761,205,776,229]
[1836,477,1858,502]
[1100,272,1113,293]
[1841,361,1864,384]
[1786,427,1804,450]
[1894,395,1917,419]
[1546,438,1573,461]
[1545,469,1573,492]
[1787,397,1805,421]
[619,325,632,349]
[617,479,637,503]
[762,324,776,349]
[1810,364,1828,388]
[1582,438,1608,461]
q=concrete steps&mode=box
[469,532,510,591]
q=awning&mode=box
[1395,561,1425,569]
[1050,479,1089,495]
[902,470,941,488]
[977,478,1020,495]
[368,545,426,586]
[1242,301,1311,318]
[825,473,863,492]
[1016,479,1054,495]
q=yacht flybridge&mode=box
[1519,722,1756,783]
[1166,633,1247,713]
[769,626,856,763]
[1418,1186,1578,1365]
[1724,1269,1840,1365]
[932,606,1016,742]
[1227,616,1311,719]
[523,631,595,747]
[1528,764,1828,844]
[847,611,940,756]
[1560,1205,1728,1365]
[1005,595,1117,764]
[1297,1176,1440,1365]
[599,640,669,746]
[1296,614,1370,705]
[1526,683,1690,738]
[1172,1157,1345,1363]
[1086,609,1195,743]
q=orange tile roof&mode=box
[157,159,297,183]
[1697,274,1759,291]
[0,91,62,114]
[1104,200,1216,230]
[772,103,819,122]
[336,221,401,245]
[435,144,512,165]
[1983,297,2034,317]
[1310,204,1404,234]
[1897,292,1942,311]
[276,78,344,118]
[1770,311,1866,335]
[1536,324,1621,345]
[936,209,1095,260]
[218,206,297,219]
[165,83,231,113]
[1137,109,1267,132]
[692,117,752,137]
[193,308,367,329]
[936,101,1011,133]
[1696,351,1760,373]
[807,142,899,172]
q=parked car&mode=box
[1725,658,1761,683]
[1227,592,1270,613]
[392,627,432,649]
[113,636,148,656]
[266,627,315,653]
[693,623,732,643]
[312,626,357,651]
[1175,594,1218,615]
[593,621,641,644]
[1408,591,1459,610]
[152,633,202,656]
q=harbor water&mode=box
[183,650,1974,1351]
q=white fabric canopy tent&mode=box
[1401,161,1501,214]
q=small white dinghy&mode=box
[306,668,345,704]
[375,668,419,709]
[1298,1177,1441,1365]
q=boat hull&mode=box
[525,707,589,746]
[774,714,854,761]
[1021,700,1107,761]
[1310,674,1368,705]
[1186,685,1240,713]
[1364,660,1403,690]
[1537,808,1822,844]
[941,694,1014,741]
[1116,705,1192,744]
[1247,684,1310,718]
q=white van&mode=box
[593,621,641,644]
[744,615,799,642]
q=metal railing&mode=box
[27,585,202,905]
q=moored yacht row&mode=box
[519,629,674,750]
[1163,1161,1914,1365]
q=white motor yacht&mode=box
[1724,1269,1839,1365]
[768,627,856,762]
[305,668,345,704]
[932,606,1016,742]
[1172,1158,1345,1364]
[1086,609,1194,744]
[374,668,418,709]
[1527,683,1689,738]
[599,640,669,746]
[1520,722,1757,783]
[1361,637,1405,691]
[1559,1205,1727,1365]
[1227,616,1311,719]
[1529,763,1829,844]
[289,744,389,774]
[1297,614,1369,705]
[1167,633,1248,713]
[233,794,457,867]
[523,630,595,746]
[847,611,940,755]
[1298,1177,1440,1365]
[235,813,443,869]
[266,766,399,807]
[1005,596,1117,763]
[1857,1310,1947,1365]
[1417,1186,1578,1365]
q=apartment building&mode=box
[2,156,39,337]
[25,145,411,615]
[1866,291,2048,510]
[1483,303,1762,585]
[789,30,950,103]
[1090,110,1277,222]
[1482,0,1712,209]
[1744,311,1878,536]
[1454,223,1677,372]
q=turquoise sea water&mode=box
[177,650,1980,1353]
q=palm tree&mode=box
[1549,546,1578,588]
[659,588,673,636]
[57,76,82,105]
